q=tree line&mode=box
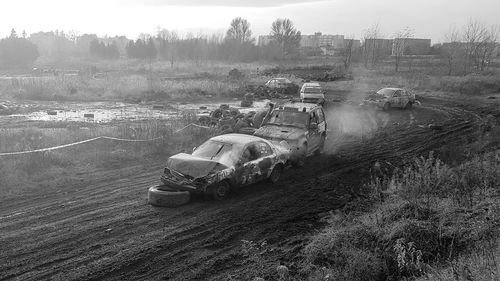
[0,18,498,76]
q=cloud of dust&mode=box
[322,69,390,155]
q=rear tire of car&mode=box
[206,181,231,201]
[383,102,391,111]
[148,185,190,207]
[268,164,283,183]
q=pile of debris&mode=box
[241,85,294,100]
[197,104,269,135]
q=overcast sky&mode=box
[2,0,499,43]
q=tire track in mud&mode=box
[0,101,494,281]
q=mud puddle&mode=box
[2,100,270,123]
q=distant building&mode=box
[363,38,393,56]
[392,38,431,55]
[300,32,344,48]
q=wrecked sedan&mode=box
[361,87,416,110]
[160,133,290,200]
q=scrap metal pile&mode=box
[241,85,295,100]
[197,104,269,135]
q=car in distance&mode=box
[159,133,290,200]
[300,82,325,104]
[361,87,416,110]
[254,102,327,167]
[265,77,299,95]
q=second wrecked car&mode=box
[361,87,416,110]
[158,133,290,200]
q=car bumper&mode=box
[160,175,203,192]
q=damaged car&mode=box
[265,77,299,95]
[254,102,327,167]
[154,133,290,202]
[361,87,416,110]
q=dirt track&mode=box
[0,96,498,281]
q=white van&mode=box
[300,82,325,104]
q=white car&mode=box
[300,82,325,104]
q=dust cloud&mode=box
[323,104,389,154]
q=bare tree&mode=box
[340,35,356,69]
[156,28,178,67]
[476,24,499,71]
[270,18,301,56]
[362,23,383,68]
[462,20,488,74]
[442,26,462,75]
[226,17,253,44]
[392,27,414,72]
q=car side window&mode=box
[241,143,261,163]
[393,90,401,97]
[256,142,273,157]
[310,111,319,124]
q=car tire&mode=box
[405,102,413,110]
[268,164,283,183]
[148,185,190,207]
[206,181,231,201]
[383,102,391,111]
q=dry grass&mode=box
[0,118,216,197]
[302,148,500,281]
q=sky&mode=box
[1,0,499,43]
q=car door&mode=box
[234,142,273,186]
[307,110,322,153]
[392,90,403,108]
[317,108,327,135]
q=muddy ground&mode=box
[0,92,499,281]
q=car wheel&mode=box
[148,185,190,207]
[383,102,391,111]
[268,164,283,183]
[315,135,326,155]
[207,181,231,201]
[292,143,307,168]
[405,102,413,110]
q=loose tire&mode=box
[268,164,283,183]
[148,185,190,207]
[206,181,231,201]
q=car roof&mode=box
[379,87,404,91]
[211,133,267,145]
[302,82,321,87]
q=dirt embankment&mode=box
[0,96,498,281]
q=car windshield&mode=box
[303,87,322,93]
[376,88,396,97]
[192,140,239,167]
[265,110,308,128]
[276,78,291,84]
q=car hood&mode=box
[167,153,228,179]
[254,125,305,142]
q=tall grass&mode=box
[303,149,500,280]
[0,118,217,197]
